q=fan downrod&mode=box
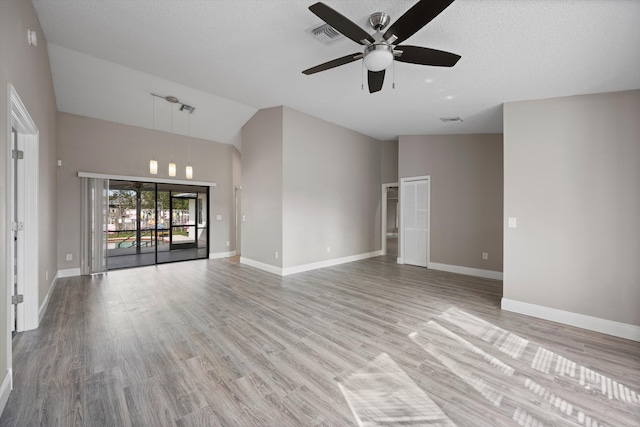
[368,12,390,32]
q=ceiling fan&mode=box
[302,0,461,93]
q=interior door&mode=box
[10,128,25,334]
[402,178,429,267]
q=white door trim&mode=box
[381,183,398,256]
[399,176,430,267]
[6,84,40,392]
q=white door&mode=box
[10,128,26,333]
[402,177,429,267]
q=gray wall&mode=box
[57,112,238,269]
[240,107,283,267]
[381,140,398,184]
[504,90,640,326]
[0,0,58,391]
[399,134,504,272]
[282,107,382,268]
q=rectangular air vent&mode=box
[307,23,344,45]
[440,117,463,123]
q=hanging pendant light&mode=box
[168,102,176,177]
[150,93,196,179]
[186,113,193,179]
[150,95,158,174]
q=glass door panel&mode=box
[170,195,197,250]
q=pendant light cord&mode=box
[171,103,174,161]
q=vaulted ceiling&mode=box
[32,0,640,150]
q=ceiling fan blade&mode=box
[302,53,361,75]
[395,45,461,67]
[309,2,375,45]
[383,0,455,45]
[368,70,385,93]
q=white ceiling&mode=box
[32,0,640,149]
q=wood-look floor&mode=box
[1,255,639,426]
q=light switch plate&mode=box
[508,217,517,228]
[216,214,222,221]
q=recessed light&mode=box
[425,78,434,84]
[445,95,454,100]
[440,117,463,123]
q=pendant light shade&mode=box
[186,164,193,180]
[150,159,158,175]
[168,161,176,177]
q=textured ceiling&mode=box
[32,0,640,148]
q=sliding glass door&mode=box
[107,180,209,269]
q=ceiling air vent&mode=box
[440,117,463,123]
[307,23,344,45]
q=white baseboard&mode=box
[57,268,80,278]
[209,251,236,259]
[38,273,59,325]
[239,257,282,275]
[428,262,503,281]
[281,250,383,276]
[501,298,640,342]
[240,250,383,277]
[0,369,12,418]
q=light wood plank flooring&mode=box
[1,255,638,426]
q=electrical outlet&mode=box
[275,251,279,259]
[226,241,230,247]
[482,252,489,260]
[46,270,49,281]
[327,246,331,253]
[66,253,72,261]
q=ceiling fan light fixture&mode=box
[363,44,394,72]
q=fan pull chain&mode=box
[392,60,396,89]
[361,61,364,91]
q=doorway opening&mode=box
[106,180,209,269]
[235,186,242,256]
[381,183,399,257]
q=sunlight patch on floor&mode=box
[337,352,455,427]
[409,307,639,427]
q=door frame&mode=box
[6,84,40,376]
[380,183,398,256]
[399,176,430,267]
